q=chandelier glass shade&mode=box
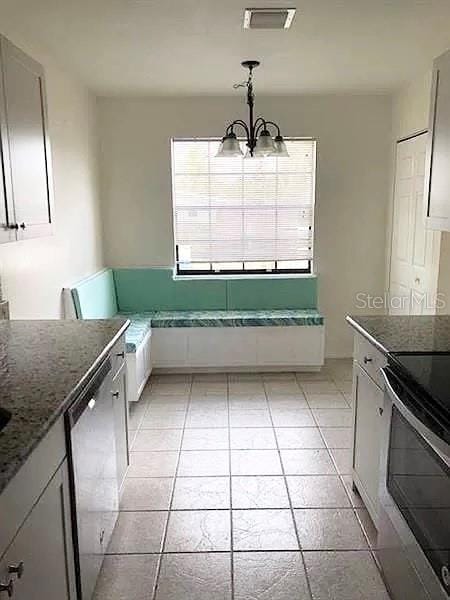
[216,60,289,158]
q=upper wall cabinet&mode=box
[425,49,450,231]
[0,35,53,243]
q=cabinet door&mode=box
[426,49,450,231]
[0,36,52,240]
[0,460,76,600]
[112,364,129,491]
[0,49,16,244]
[353,363,384,525]
[152,329,188,367]
[0,157,15,243]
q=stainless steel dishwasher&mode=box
[66,357,119,600]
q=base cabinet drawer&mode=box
[354,333,386,388]
[0,459,76,600]
[353,363,384,526]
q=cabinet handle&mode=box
[0,579,14,597]
[19,223,26,230]
[363,356,373,364]
[8,562,24,579]
[442,565,450,588]
[6,224,18,230]
[112,391,120,398]
[378,407,384,416]
[116,351,125,358]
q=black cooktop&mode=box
[389,352,450,436]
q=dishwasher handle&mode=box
[67,357,112,428]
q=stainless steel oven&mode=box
[379,365,450,600]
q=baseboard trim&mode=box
[152,366,322,374]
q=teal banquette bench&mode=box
[66,268,324,401]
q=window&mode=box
[171,138,316,275]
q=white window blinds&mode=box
[171,138,315,272]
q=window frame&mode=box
[170,137,316,277]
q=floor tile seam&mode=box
[226,374,235,600]
[150,377,194,600]
[117,504,369,513]
[231,424,316,429]
[264,380,315,600]
[313,416,370,549]
[339,473,362,510]
[309,408,336,466]
[132,401,151,430]
[352,503,377,552]
[104,547,375,556]
[290,504,371,551]
[130,448,183,453]
[163,473,352,479]
[303,397,351,411]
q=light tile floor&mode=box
[94,359,391,600]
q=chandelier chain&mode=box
[217,61,288,158]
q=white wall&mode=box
[98,94,392,357]
[392,72,432,140]
[0,21,103,318]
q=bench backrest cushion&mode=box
[113,268,227,311]
[71,268,118,319]
[113,268,317,312]
[226,278,317,310]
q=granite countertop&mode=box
[346,314,450,355]
[0,319,129,494]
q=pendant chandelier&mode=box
[217,60,289,158]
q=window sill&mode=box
[172,272,317,281]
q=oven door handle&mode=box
[381,367,450,468]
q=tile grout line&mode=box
[115,504,359,512]
[264,378,314,600]
[304,374,374,556]
[150,375,194,600]
[124,368,377,599]
[105,547,377,557]
[296,369,382,568]
[227,373,235,600]
[326,372,384,573]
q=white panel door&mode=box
[389,134,441,315]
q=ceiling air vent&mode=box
[243,7,296,29]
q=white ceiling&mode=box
[2,0,450,95]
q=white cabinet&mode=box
[151,326,325,370]
[352,363,384,525]
[350,330,387,528]
[187,328,257,367]
[0,460,76,599]
[425,48,450,231]
[153,328,188,368]
[0,35,53,242]
[256,326,324,366]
